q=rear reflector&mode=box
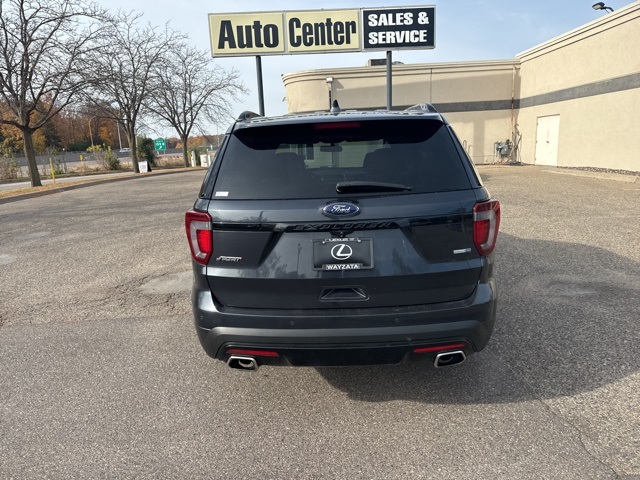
[186,210,213,265]
[473,200,500,256]
[226,349,279,358]
[413,343,467,354]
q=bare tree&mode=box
[0,0,107,187]
[146,43,245,167]
[84,12,182,173]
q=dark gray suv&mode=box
[186,104,499,370]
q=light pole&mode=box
[115,120,122,150]
[88,116,98,148]
[325,77,334,110]
[592,2,614,12]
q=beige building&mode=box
[282,1,640,171]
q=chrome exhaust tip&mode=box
[434,350,466,368]
[227,356,258,371]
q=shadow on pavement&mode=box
[317,232,640,403]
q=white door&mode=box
[534,115,560,166]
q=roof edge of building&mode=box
[283,59,520,84]
[517,1,640,61]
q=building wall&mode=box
[516,2,640,171]
[282,1,640,171]
[283,60,520,164]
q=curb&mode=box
[476,164,639,184]
[0,168,202,205]
[541,167,639,184]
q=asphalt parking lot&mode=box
[0,166,639,479]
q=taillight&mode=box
[185,210,213,265]
[473,200,500,256]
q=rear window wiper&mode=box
[336,181,413,194]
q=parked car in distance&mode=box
[186,102,500,371]
[119,148,131,153]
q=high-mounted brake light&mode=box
[473,200,500,256]
[186,210,213,265]
[314,122,362,130]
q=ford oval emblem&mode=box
[322,202,360,218]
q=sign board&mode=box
[362,7,435,51]
[208,6,434,57]
[154,138,166,150]
[139,161,149,173]
[209,12,286,55]
[285,10,361,54]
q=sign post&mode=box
[256,56,265,116]
[387,51,393,110]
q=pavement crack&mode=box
[498,354,621,479]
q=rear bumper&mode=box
[193,280,497,367]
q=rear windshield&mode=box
[212,118,471,200]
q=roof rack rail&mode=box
[237,111,262,122]
[404,103,438,113]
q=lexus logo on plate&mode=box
[331,244,353,261]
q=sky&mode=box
[97,0,627,133]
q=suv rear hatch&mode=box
[199,116,486,310]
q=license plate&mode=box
[313,238,373,271]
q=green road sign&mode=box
[154,138,166,150]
